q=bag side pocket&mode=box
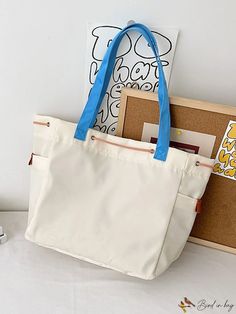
[155,193,197,276]
[28,154,48,225]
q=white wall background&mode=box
[0,0,236,211]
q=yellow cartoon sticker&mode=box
[213,120,236,181]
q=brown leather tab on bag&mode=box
[195,199,202,214]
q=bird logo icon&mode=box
[178,297,195,313]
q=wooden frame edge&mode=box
[116,88,129,137]
[120,87,236,114]
[188,236,236,255]
[116,87,236,138]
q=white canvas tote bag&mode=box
[25,23,214,280]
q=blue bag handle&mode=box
[74,23,170,161]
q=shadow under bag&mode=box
[25,23,214,280]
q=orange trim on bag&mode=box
[91,135,155,154]
[195,161,214,169]
[33,121,50,127]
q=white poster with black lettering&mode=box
[84,23,179,135]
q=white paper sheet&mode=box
[141,122,216,158]
[84,23,178,135]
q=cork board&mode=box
[117,88,236,254]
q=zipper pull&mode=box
[28,153,34,166]
[195,199,202,214]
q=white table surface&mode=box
[0,212,236,314]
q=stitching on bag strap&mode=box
[91,135,155,154]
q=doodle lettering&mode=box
[93,124,107,133]
[224,168,236,177]
[93,118,107,133]
[130,61,150,81]
[213,163,224,174]
[227,123,236,139]
[110,99,120,118]
[230,158,236,168]
[232,151,236,159]
[107,122,117,135]
[110,83,125,99]
[134,31,172,58]
[218,149,230,168]
[213,120,236,180]
[98,93,110,123]
[222,138,235,152]
[113,58,129,83]
[151,60,169,79]
[89,61,99,84]
[153,80,159,92]
[140,82,153,91]
[92,26,132,61]
[126,82,140,89]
